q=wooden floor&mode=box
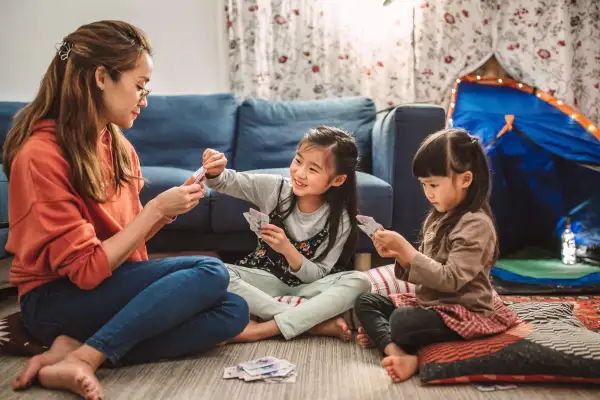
[1,297,599,400]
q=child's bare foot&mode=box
[310,317,352,341]
[38,355,104,400]
[356,327,374,348]
[382,355,418,383]
[218,320,259,345]
[12,335,82,390]
[230,320,279,343]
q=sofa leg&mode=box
[354,253,372,272]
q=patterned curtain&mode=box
[226,0,600,123]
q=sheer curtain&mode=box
[226,0,599,123]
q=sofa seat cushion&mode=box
[210,168,392,233]
[140,166,211,232]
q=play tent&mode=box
[448,76,600,290]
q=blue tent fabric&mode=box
[450,81,600,256]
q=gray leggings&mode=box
[354,293,462,354]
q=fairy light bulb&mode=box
[518,83,523,88]
[456,79,461,83]
[476,75,481,80]
[498,78,503,83]
[557,100,563,105]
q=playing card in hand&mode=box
[243,212,261,236]
[356,215,383,238]
[249,208,269,230]
[192,166,206,184]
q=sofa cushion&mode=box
[125,94,238,171]
[211,168,392,233]
[140,166,211,232]
[0,102,27,163]
[419,301,600,385]
[234,97,376,173]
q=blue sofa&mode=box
[0,95,444,262]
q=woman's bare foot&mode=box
[382,355,418,383]
[356,327,374,348]
[12,335,82,390]
[310,317,352,341]
[230,320,280,343]
[38,355,104,400]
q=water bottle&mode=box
[561,216,576,265]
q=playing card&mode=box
[245,361,284,376]
[239,356,278,370]
[243,212,261,234]
[279,371,297,383]
[243,364,295,382]
[473,383,517,392]
[192,166,206,184]
[356,215,383,238]
[224,356,297,384]
[249,208,269,229]
[223,365,244,379]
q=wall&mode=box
[0,0,229,101]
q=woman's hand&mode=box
[259,224,293,255]
[202,148,228,179]
[152,183,206,218]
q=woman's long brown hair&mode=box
[2,20,152,202]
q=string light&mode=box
[456,79,461,83]
[450,102,455,108]
[452,88,456,94]
[465,75,596,135]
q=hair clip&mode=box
[57,41,72,61]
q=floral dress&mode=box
[236,181,347,286]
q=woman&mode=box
[5,21,249,399]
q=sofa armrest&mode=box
[371,105,446,245]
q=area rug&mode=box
[501,295,600,332]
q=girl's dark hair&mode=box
[412,128,499,262]
[277,126,359,267]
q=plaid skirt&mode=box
[388,292,520,339]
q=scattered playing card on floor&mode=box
[473,383,517,392]
[224,357,297,384]
[223,365,244,379]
